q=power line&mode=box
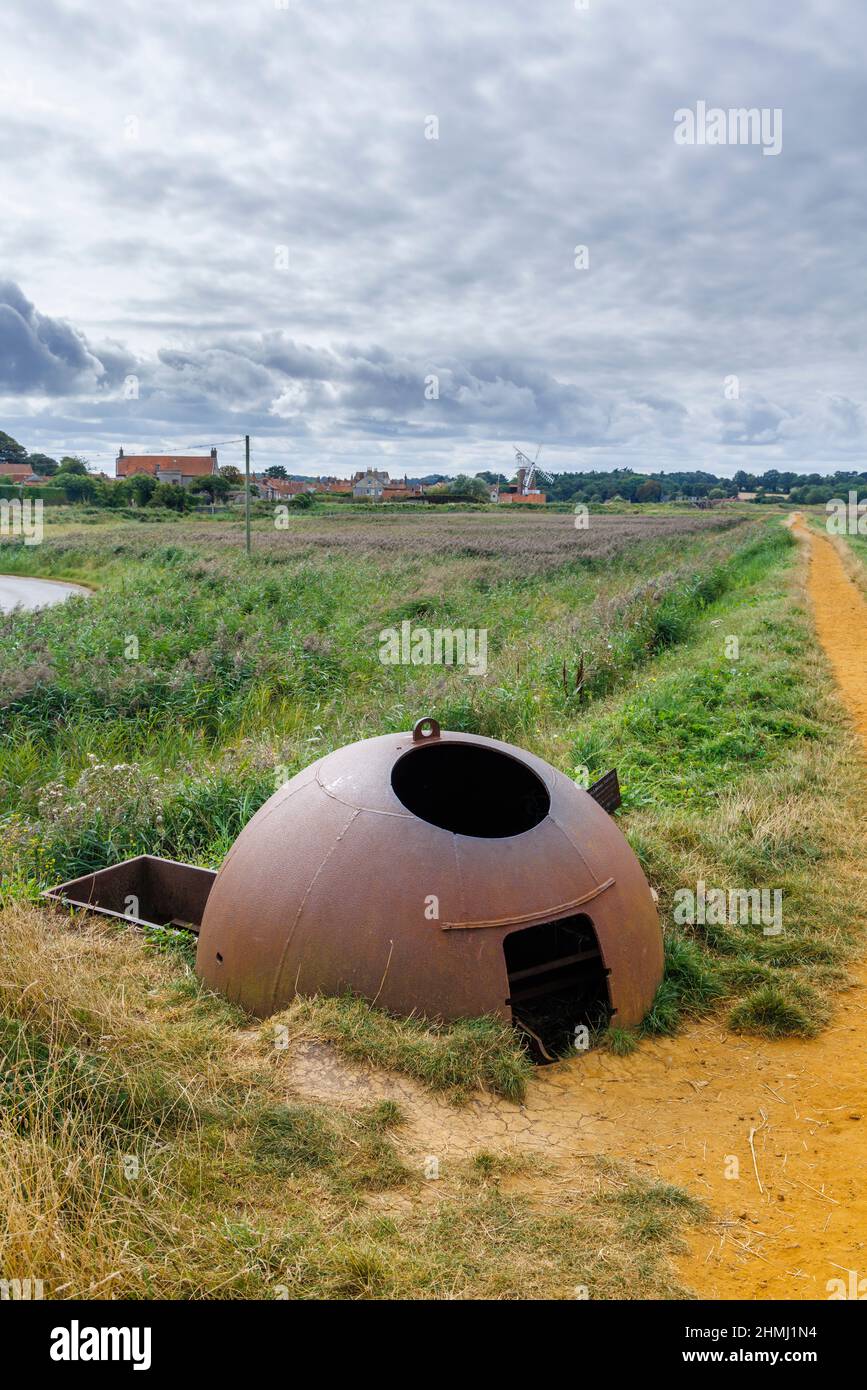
[96,437,245,457]
[72,438,249,465]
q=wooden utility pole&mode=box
[244,434,251,557]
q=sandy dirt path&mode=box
[288,518,867,1299]
[796,520,867,745]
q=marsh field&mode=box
[1,502,866,1299]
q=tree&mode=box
[265,465,288,479]
[448,474,490,501]
[0,431,27,463]
[57,456,89,475]
[26,453,59,475]
[127,472,157,506]
[96,477,127,507]
[220,465,242,484]
[636,479,663,503]
[60,472,97,502]
[151,481,188,511]
[190,474,234,503]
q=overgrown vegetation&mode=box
[1,504,864,1298]
[0,904,701,1299]
[575,527,867,1042]
[2,510,863,1044]
[0,509,753,884]
[267,996,531,1104]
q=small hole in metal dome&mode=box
[391,743,550,838]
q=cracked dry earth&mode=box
[286,518,867,1300]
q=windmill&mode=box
[512,443,552,495]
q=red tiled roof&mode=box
[260,478,315,495]
[116,455,216,478]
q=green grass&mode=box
[251,1100,408,1192]
[0,903,702,1299]
[269,995,531,1103]
[3,503,863,1300]
[580,526,867,1039]
[728,982,828,1038]
[1,511,763,858]
[3,510,864,1051]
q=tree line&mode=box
[474,467,867,504]
[3,431,866,507]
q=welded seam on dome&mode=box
[548,812,602,886]
[268,805,361,1013]
[219,767,322,872]
[449,828,467,926]
[315,768,415,817]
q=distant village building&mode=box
[497,486,547,505]
[255,476,317,501]
[351,470,424,501]
[253,474,363,500]
[115,448,218,487]
[0,462,42,485]
[352,469,390,499]
[248,473,384,500]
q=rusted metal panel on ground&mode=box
[43,855,216,933]
[588,768,622,815]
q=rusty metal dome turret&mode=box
[195,719,663,1043]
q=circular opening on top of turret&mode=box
[390,742,550,838]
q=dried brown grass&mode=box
[0,904,701,1299]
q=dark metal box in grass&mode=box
[44,855,216,933]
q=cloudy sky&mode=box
[0,0,863,478]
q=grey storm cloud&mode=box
[0,0,865,474]
[0,281,102,393]
[716,396,790,447]
[0,281,137,396]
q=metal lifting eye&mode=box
[412,716,441,742]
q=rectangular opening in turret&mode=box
[504,912,611,1060]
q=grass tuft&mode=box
[269,994,531,1103]
[728,984,827,1038]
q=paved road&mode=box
[0,574,91,613]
